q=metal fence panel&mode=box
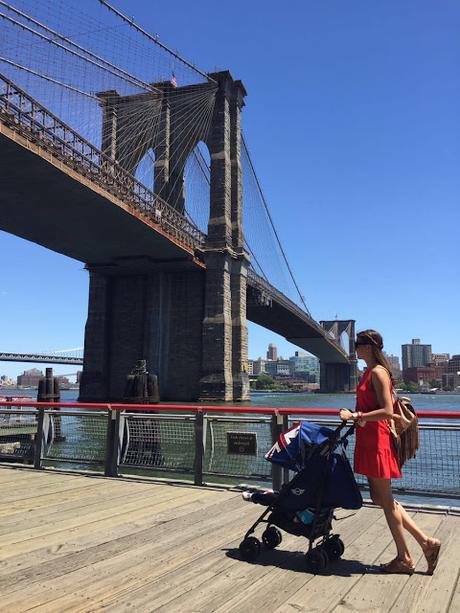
[203,416,272,480]
[43,411,107,465]
[0,410,36,462]
[121,414,196,472]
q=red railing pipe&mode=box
[0,401,458,419]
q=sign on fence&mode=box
[227,432,257,456]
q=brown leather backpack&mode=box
[388,395,419,467]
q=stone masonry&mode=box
[80,71,250,402]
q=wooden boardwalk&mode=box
[0,466,458,613]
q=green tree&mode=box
[255,374,274,390]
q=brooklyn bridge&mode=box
[0,0,357,400]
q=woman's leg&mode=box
[368,481,436,553]
[368,477,413,564]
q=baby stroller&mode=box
[239,419,362,573]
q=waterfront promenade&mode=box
[0,467,459,612]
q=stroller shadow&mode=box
[225,547,369,576]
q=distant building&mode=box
[266,343,278,361]
[384,353,401,379]
[0,375,15,387]
[276,360,291,376]
[403,365,444,386]
[402,339,432,371]
[431,353,450,366]
[17,368,43,387]
[247,360,254,376]
[264,361,278,376]
[446,354,460,374]
[289,352,320,382]
[252,359,266,375]
[442,372,460,390]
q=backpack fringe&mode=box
[398,416,419,467]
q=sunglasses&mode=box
[354,340,370,348]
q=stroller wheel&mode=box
[262,526,282,549]
[324,536,345,560]
[239,537,261,561]
[305,547,328,574]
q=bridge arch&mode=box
[134,148,156,193]
[183,141,211,234]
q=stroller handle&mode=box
[332,419,355,441]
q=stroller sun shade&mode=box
[265,421,334,471]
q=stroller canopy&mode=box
[265,421,335,471]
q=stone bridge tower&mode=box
[319,319,358,392]
[80,71,250,402]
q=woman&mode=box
[339,329,441,575]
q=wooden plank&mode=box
[391,513,460,613]
[272,510,442,613]
[0,474,106,504]
[0,481,160,533]
[0,485,178,546]
[0,485,219,561]
[0,494,255,611]
[214,508,383,613]
[145,508,382,613]
[447,570,460,613]
[0,487,225,578]
[329,511,444,613]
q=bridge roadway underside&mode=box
[247,301,349,364]
[0,127,351,398]
[0,129,198,269]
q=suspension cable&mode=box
[0,56,98,99]
[241,134,311,316]
[97,0,216,84]
[0,10,158,94]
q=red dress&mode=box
[353,368,401,479]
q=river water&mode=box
[3,389,459,412]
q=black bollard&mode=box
[123,360,162,466]
[123,360,159,404]
[37,368,65,442]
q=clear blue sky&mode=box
[1,0,459,378]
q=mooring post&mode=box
[194,410,205,486]
[104,407,120,477]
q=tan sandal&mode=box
[380,557,415,575]
[424,539,441,575]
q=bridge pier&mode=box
[320,362,357,393]
[80,71,250,403]
[80,266,206,402]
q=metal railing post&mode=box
[282,413,290,485]
[104,407,120,477]
[33,407,45,470]
[194,410,205,486]
[271,413,283,491]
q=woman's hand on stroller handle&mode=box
[339,408,354,422]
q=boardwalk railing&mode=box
[0,401,459,500]
[0,73,206,252]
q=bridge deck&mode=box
[0,467,458,613]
